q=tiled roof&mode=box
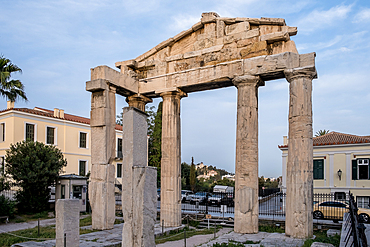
[278,131,370,149]
[0,107,123,131]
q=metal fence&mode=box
[0,187,17,201]
[342,193,367,247]
[176,191,370,223]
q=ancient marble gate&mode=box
[86,12,317,238]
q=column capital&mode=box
[232,75,264,88]
[126,94,153,112]
[159,88,188,99]
[284,66,317,82]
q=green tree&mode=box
[148,102,162,188]
[5,140,67,213]
[116,102,163,187]
[258,176,265,189]
[315,129,330,137]
[181,162,190,190]
[0,56,27,102]
[190,157,196,192]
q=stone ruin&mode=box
[86,12,317,239]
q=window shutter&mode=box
[368,159,370,180]
[352,160,357,180]
[313,160,324,180]
[318,160,324,179]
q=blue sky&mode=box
[1,0,370,178]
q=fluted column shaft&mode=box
[233,75,263,234]
[285,67,316,238]
[160,90,186,227]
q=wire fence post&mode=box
[38,218,40,236]
[184,228,186,247]
[162,220,164,234]
[214,222,216,238]
[64,233,66,247]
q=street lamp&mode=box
[337,169,342,180]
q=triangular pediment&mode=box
[116,12,299,80]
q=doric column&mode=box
[160,89,187,227]
[232,75,264,234]
[284,67,317,238]
[126,94,152,112]
[86,79,116,230]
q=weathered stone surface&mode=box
[233,75,263,234]
[126,94,152,112]
[271,40,298,54]
[260,31,290,43]
[89,177,115,230]
[160,90,186,227]
[225,21,250,36]
[90,88,116,165]
[89,84,116,230]
[165,54,184,62]
[122,107,148,167]
[90,163,115,183]
[284,67,317,238]
[121,107,156,247]
[216,20,225,38]
[56,199,80,247]
[240,41,269,59]
[201,12,219,24]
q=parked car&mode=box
[313,201,370,223]
[220,194,234,207]
[181,190,193,203]
[189,192,209,205]
[208,194,222,206]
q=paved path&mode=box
[156,228,232,247]
[0,219,56,233]
[3,217,370,247]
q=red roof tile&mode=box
[0,107,123,131]
[278,131,370,149]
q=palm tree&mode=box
[315,129,330,137]
[0,56,27,102]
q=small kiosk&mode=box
[55,174,88,212]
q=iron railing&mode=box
[342,193,367,247]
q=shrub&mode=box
[0,195,15,217]
[5,140,67,213]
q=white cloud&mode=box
[353,7,370,23]
[169,14,200,33]
[297,4,353,33]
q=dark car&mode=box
[189,192,208,205]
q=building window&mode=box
[334,192,346,200]
[117,138,122,158]
[46,127,55,145]
[26,123,35,141]
[313,159,324,180]
[79,160,87,176]
[352,159,370,180]
[117,163,122,178]
[61,185,65,199]
[357,196,370,209]
[73,185,83,199]
[79,132,87,148]
[0,123,5,142]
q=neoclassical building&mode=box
[0,101,123,183]
[279,131,370,208]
